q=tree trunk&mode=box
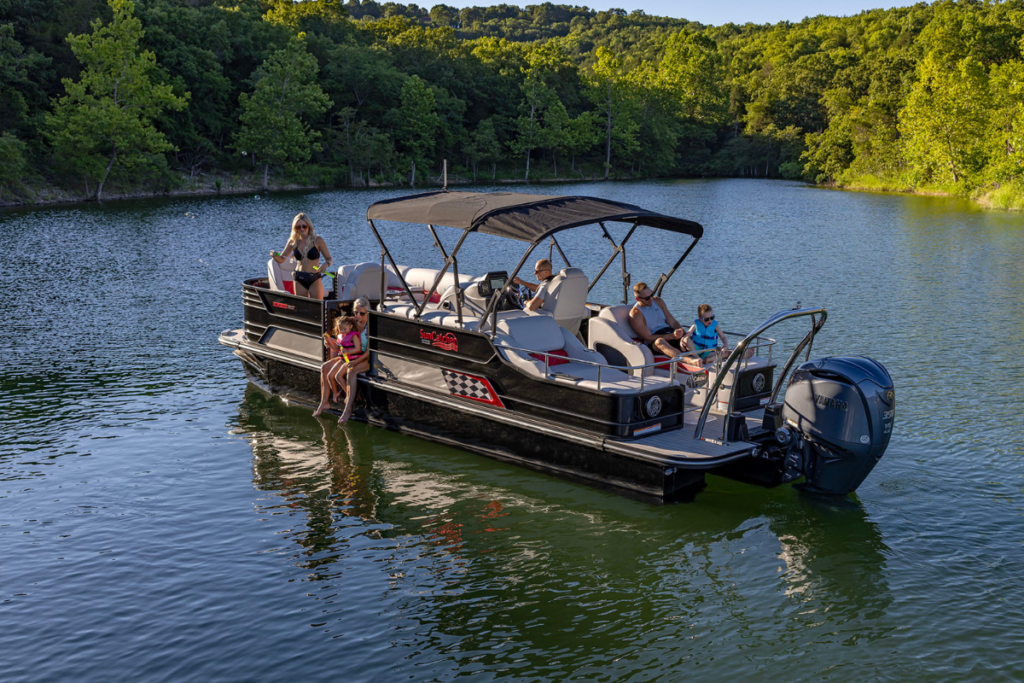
[411,160,416,187]
[262,163,269,191]
[553,151,557,177]
[604,84,612,180]
[492,163,496,181]
[96,148,117,202]
[525,150,530,181]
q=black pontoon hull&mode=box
[236,354,754,502]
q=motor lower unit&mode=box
[779,356,895,494]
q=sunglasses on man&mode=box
[636,294,653,302]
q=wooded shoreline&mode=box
[8,172,1018,214]
[6,1,1024,211]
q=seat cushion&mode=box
[496,314,565,353]
[529,348,569,366]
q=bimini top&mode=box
[366,191,703,243]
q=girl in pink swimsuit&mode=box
[314,315,360,417]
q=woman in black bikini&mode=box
[270,213,333,299]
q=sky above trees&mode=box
[435,1,918,26]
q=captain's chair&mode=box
[537,267,589,335]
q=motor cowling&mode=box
[781,356,895,495]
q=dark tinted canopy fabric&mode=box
[366,191,703,243]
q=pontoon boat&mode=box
[219,191,895,502]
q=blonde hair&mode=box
[633,282,650,297]
[289,212,316,248]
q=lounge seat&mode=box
[495,313,672,393]
[587,304,709,382]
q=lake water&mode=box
[2,179,1023,682]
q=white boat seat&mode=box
[267,257,298,294]
[588,304,711,385]
[588,304,652,376]
[539,267,589,335]
[335,262,404,301]
[399,267,475,303]
[495,313,647,391]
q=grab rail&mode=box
[693,307,827,444]
[495,344,705,392]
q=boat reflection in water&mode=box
[232,384,894,670]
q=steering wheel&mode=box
[502,282,529,310]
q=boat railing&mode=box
[694,307,827,444]
[496,332,777,394]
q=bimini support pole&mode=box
[416,229,471,320]
[653,236,700,297]
[548,235,572,269]
[427,223,464,327]
[366,219,419,311]
[588,221,638,301]
[484,240,541,337]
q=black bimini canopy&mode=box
[366,191,703,244]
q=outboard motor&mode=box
[780,356,894,494]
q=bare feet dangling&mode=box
[313,402,328,417]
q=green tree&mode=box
[587,47,639,179]
[659,32,728,127]
[465,117,501,182]
[899,52,991,187]
[509,74,555,180]
[984,59,1024,184]
[0,132,26,200]
[565,111,598,176]
[45,0,187,201]
[235,34,332,191]
[391,75,441,185]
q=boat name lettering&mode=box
[815,395,848,411]
[420,329,459,352]
[271,301,295,311]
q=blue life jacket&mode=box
[692,319,719,352]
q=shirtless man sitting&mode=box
[513,258,555,312]
[628,282,690,359]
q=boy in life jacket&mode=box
[687,303,734,365]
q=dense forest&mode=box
[4,0,1024,207]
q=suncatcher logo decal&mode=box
[420,329,459,352]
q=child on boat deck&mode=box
[687,303,734,364]
[314,315,361,417]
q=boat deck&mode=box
[603,413,760,468]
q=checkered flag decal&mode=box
[442,369,505,408]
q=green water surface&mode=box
[1,179,1022,682]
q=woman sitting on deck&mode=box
[270,213,332,299]
[314,314,361,417]
[335,296,372,421]
[337,298,371,424]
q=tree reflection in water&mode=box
[232,384,895,677]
